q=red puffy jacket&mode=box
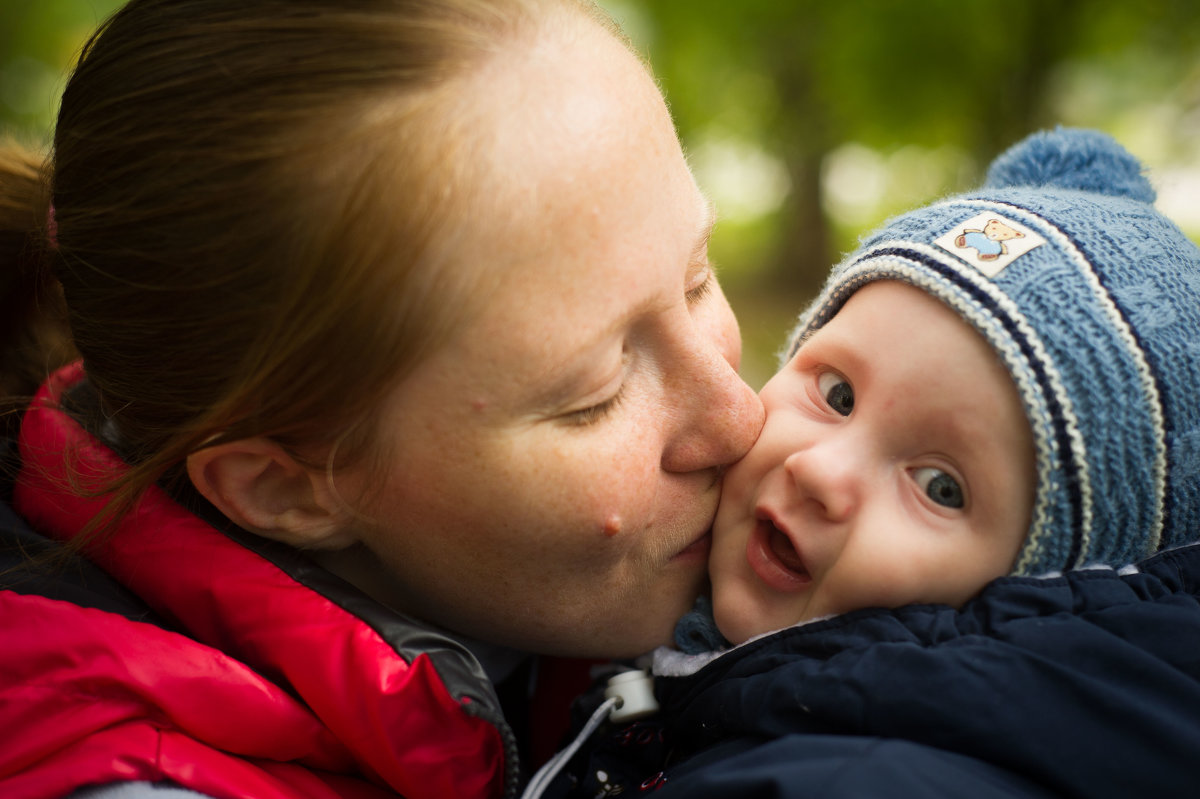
[0,364,519,799]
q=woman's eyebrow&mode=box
[691,200,717,265]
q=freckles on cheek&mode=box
[587,468,658,544]
[569,428,660,543]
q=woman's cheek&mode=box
[568,459,657,544]
[572,437,662,547]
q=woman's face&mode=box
[336,20,764,657]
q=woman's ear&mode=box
[186,437,356,549]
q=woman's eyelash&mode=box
[568,388,626,426]
[685,272,714,304]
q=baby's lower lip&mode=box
[746,519,811,591]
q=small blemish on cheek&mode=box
[470,398,488,412]
[602,514,622,538]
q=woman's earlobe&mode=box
[185,437,356,549]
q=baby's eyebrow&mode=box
[788,326,818,358]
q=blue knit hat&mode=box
[787,128,1200,576]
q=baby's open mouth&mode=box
[747,514,813,591]
[763,519,809,578]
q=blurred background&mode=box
[3,0,1199,388]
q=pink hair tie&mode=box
[47,204,59,250]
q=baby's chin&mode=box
[712,594,780,647]
[713,585,837,646]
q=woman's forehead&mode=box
[430,37,707,364]
[366,11,725,426]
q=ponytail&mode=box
[0,142,73,432]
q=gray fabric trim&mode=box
[69,782,213,799]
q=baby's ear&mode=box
[186,437,356,549]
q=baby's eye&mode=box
[817,372,854,416]
[913,467,965,509]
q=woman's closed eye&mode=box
[685,267,714,305]
[817,371,854,416]
[913,467,966,509]
[566,387,626,426]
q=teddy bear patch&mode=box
[955,218,1024,261]
[934,212,1046,277]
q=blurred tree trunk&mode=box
[774,146,830,301]
[760,16,833,303]
[770,81,831,303]
[974,0,1085,164]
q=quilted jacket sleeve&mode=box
[649,546,1200,799]
[657,735,1059,799]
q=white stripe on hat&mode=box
[970,199,1168,560]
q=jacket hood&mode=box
[4,362,519,799]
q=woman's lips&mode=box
[746,514,812,591]
[672,530,712,562]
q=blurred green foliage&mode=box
[606,0,1200,385]
[3,0,1198,386]
[0,0,125,146]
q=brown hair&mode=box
[0,141,73,423]
[0,0,605,520]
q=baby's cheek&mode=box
[711,484,752,566]
[842,543,965,611]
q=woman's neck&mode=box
[312,544,530,684]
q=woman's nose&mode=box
[660,336,764,475]
[782,439,860,522]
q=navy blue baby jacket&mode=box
[548,543,1200,798]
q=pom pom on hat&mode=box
[984,126,1156,203]
[787,128,1200,576]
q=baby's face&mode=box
[710,280,1036,644]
